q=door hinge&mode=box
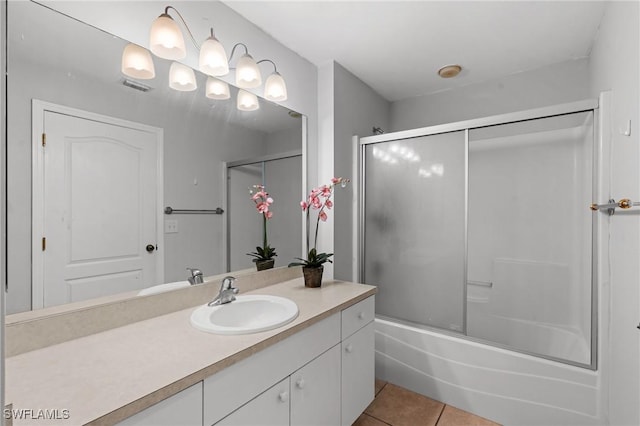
[42,237,46,251]
[42,133,46,147]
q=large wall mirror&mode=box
[6,1,305,314]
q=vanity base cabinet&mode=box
[117,382,203,426]
[291,344,341,426]
[216,377,290,426]
[341,321,375,426]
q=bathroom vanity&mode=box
[5,273,376,425]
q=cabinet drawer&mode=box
[341,296,374,339]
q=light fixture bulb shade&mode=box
[149,14,186,60]
[235,54,262,89]
[237,89,259,111]
[199,36,229,77]
[169,62,197,91]
[205,77,230,100]
[121,43,155,79]
[264,72,287,101]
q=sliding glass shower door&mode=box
[363,131,467,332]
[361,108,595,367]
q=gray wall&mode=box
[390,59,591,131]
[333,62,390,281]
[588,1,640,424]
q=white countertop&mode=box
[5,278,376,425]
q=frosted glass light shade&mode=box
[264,72,287,101]
[199,36,229,77]
[235,54,262,89]
[206,77,230,100]
[149,14,186,60]
[121,43,155,79]
[237,89,259,111]
[169,62,197,91]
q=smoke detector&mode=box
[437,64,462,78]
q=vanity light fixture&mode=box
[237,89,259,111]
[206,76,231,100]
[149,7,187,60]
[199,29,229,77]
[230,43,262,89]
[259,59,287,102]
[124,5,288,110]
[121,43,156,79]
[169,61,197,91]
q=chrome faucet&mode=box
[187,268,204,285]
[208,276,239,306]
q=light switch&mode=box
[165,220,178,234]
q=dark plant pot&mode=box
[256,259,275,271]
[302,265,324,288]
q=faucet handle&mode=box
[221,276,236,290]
[187,268,202,277]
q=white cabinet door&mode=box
[118,382,202,426]
[291,345,341,426]
[215,377,290,426]
[341,322,375,426]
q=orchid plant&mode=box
[289,177,349,268]
[246,185,277,263]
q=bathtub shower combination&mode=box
[358,99,604,425]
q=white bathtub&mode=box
[375,317,604,425]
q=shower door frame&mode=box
[358,98,600,370]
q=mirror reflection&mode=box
[6,1,304,314]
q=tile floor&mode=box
[354,380,501,426]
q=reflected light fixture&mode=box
[237,89,259,111]
[121,43,155,79]
[206,77,230,100]
[169,62,197,91]
[199,29,229,76]
[149,7,186,60]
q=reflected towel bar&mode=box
[467,280,493,288]
[164,207,224,215]
[590,198,640,215]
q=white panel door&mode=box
[39,108,161,307]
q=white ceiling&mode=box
[223,1,607,102]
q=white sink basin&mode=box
[190,295,299,335]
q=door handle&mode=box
[146,244,156,253]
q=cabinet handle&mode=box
[278,391,288,402]
[358,312,365,320]
[296,378,305,389]
[345,343,353,353]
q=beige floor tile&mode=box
[352,413,390,426]
[365,383,444,426]
[375,379,387,396]
[437,405,501,426]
